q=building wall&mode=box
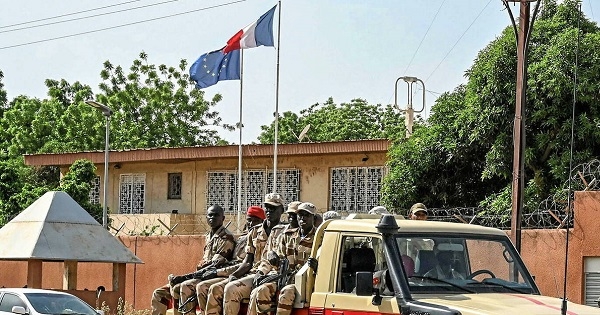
[91,152,387,216]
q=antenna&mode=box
[561,4,581,315]
[298,124,311,142]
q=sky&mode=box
[0,0,597,145]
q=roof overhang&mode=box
[24,139,390,167]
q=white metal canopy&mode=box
[0,191,142,263]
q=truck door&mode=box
[323,234,400,315]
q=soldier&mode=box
[194,206,265,313]
[247,202,318,315]
[278,201,301,247]
[150,205,235,315]
[204,193,285,315]
[409,203,428,220]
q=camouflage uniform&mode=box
[151,225,235,315]
[196,232,249,313]
[248,227,316,315]
[205,221,285,315]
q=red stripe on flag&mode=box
[224,30,243,53]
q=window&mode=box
[119,174,146,214]
[330,166,386,212]
[168,173,182,199]
[336,235,384,293]
[207,169,300,213]
[0,293,26,312]
[89,176,100,204]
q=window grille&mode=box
[207,169,300,213]
[207,171,238,212]
[119,174,146,214]
[330,166,386,212]
[168,173,183,199]
[89,176,100,204]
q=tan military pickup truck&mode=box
[285,213,600,315]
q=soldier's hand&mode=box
[267,251,280,266]
[307,257,318,271]
[252,273,267,288]
[200,267,218,280]
[168,275,187,286]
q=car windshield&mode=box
[25,293,98,315]
[395,234,537,294]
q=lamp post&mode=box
[395,76,425,138]
[85,100,113,228]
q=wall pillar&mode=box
[26,259,42,288]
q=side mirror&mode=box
[355,272,374,296]
[12,306,28,315]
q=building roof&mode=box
[0,191,143,263]
[23,139,390,166]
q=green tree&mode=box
[383,0,600,213]
[0,155,54,225]
[0,70,7,111]
[258,98,403,143]
[96,51,232,149]
[59,159,103,223]
[0,52,232,224]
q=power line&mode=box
[0,0,146,29]
[425,0,493,82]
[0,0,182,34]
[402,0,446,75]
[0,0,246,51]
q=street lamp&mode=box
[394,76,425,138]
[85,100,113,228]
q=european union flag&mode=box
[189,48,241,89]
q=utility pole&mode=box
[505,0,539,253]
[394,76,425,138]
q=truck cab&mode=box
[289,214,600,315]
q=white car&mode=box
[0,288,102,315]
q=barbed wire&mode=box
[2,159,600,235]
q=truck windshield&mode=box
[394,234,537,295]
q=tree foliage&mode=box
[96,52,231,149]
[0,52,232,224]
[258,98,404,143]
[383,0,600,213]
[59,160,103,223]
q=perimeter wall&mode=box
[1,191,600,309]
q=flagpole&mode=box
[272,0,281,194]
[237,49,244,233]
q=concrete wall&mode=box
[0,236,205,313]
[2,191,600,310]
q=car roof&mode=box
[0,288,73,295]
[323,214,507,236]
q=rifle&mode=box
[277,257,291,290]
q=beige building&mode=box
[24,139,389,234]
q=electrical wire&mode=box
[402,0,446,75]
[587,0,594,20]
[0,0,182,34]
[425,0,493,83]
[0,0,247,51]
[0,0,146,29]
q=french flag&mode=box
[223,5,277,53]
